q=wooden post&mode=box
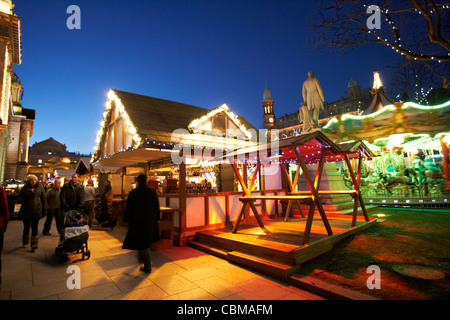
[231,163,249,196]
[121,167,126,199]
[248,162,261,193]
[177,161,187,246]
[344,152,369,225]
[260,162,266,216]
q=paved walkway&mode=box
[0,219,324,300]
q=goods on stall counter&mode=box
[186,181,214,194]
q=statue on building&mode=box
[298,71,324,133]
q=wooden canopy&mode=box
[215,130,374,243]
[217,130,375,164]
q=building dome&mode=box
[348,77,359,88]
[263,84,272,100]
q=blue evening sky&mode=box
[13,0,398,155]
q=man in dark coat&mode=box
[122,174,160,273]
[60,173,85,211]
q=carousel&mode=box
[323,72,450,207]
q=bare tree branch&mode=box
[309,0,450,85]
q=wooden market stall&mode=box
[188,131,378,280]
[91,89,267,247]
[207,130,375,244]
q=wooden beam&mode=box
[248,162,261,193]
[231,163,249,196]
[281,163,294,192]
[344,153,369,226]
[292,163,301,192]
[232,200,248,233]
[121,167,126,199]
[314,147,327,190]
[294,147,332,244]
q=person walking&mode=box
[0,186,9,286]
[97,180,115,228]
[17,175,47,251]
[83,179,96,227]
[122,174,160,273]
[44,179,62,235]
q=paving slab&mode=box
[0,219,325,301]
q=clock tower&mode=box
[262,84,275,129]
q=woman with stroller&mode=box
[17,175,47,251]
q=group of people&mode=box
[0,172,161,283]
[14,173,114,252]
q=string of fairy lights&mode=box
[362,3,450,63]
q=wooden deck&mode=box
[188,215,377,281]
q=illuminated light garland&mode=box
[361,131,450,153]
[188,104,253,139]
[323,99,450,130]
[92,89,143,162]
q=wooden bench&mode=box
[289,190,365,228]
[234,195,313,233]
[289,190,357,196]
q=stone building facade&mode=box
[27,137,91,181]
[0,1,35,182]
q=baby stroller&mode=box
[55,210,91,262]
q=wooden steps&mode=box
[188,238,300,281]
[187,239,229,260]
[227,251,300,281]
[193,228,298,265]
[188,217,378,286]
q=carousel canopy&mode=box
[323,99,450,149]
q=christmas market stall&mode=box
[91,89,275,247]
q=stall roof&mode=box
[214,131,375,164]
[113,90,256,144]
[92,148,177,169]
[92,89,258,168]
